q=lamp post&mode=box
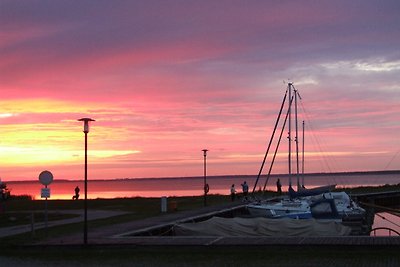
[78,117,95,245]
[202,149,208,206]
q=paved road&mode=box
[41,202,245,245]
[0,210,129,238]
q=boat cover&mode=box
[173,216,351,236]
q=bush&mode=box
[9,194,33,201]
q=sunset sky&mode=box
[1,1,399,181]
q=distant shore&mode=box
[6,169,400,183]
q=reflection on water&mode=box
[371,212,400,236]
[6,172,400,200]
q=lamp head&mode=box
[78,118,95,133]
[202,149,208,157]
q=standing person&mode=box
[230,184,236,202]
[276,178,282,195]
[241,181,249,201]
[73,186,80,200]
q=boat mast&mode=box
[294,86,300,191]
[302,120,305,187]
[288,82,292,187]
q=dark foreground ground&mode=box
[1,185,399,267]
[1,244,399,267]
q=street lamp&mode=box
[78,117,95,245]
[202,149,209,206]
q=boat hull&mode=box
[247,204,312,219]
[247,198,312,219]
[247,192,366,222]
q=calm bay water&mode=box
[6,172,400,200]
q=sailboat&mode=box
[246,83,366,225]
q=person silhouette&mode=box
[276,179,282,195]
[230,184,236,202]
[241,181,249,201]
[72,186,80,200]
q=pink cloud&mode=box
[1,1,399,181]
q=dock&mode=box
[40,200,400,246]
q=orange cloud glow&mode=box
[1,1,399,182]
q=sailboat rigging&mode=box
[247,82,366,233]
[252,82,312,194]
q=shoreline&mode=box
[7,183,400,201]
[6,169,400,183]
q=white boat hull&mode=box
[247,192,366,221]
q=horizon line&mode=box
[5,169,400,183]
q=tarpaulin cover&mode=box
[173,217,351,236]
